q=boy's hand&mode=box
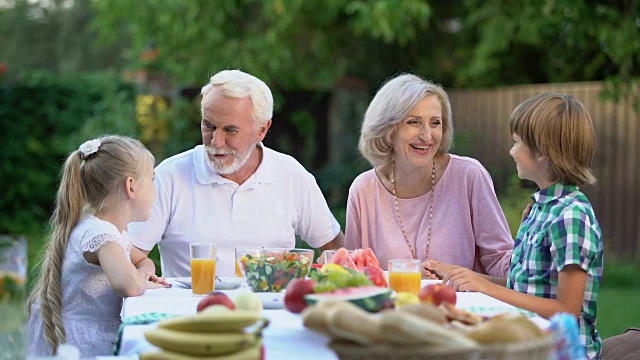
[442,267,492,294]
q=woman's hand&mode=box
[442,267,493,294]
[422,260,459,279]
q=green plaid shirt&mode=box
[507,183,603,359]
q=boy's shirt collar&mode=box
[532,183,578,204]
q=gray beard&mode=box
[205,145,254,175]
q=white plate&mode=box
[253,292,285,309]
[174,277,242,290]
[421,279,443,287]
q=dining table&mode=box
[117,277,550,359]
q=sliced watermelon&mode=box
[326,247,383,273]
[340,256,358,271]
[329,248,359,271]
[362,248,381,269]
[304,286,392,312]
[328,248,348,264]
[350,249,366,271]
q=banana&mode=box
[140,339,262,360]
[144,327,258,356]
[158,310,264,333]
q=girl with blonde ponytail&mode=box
[27,135,170,356]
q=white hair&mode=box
[359,73,453,167]
[201,70,273,128]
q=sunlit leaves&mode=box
[90,0,433,90]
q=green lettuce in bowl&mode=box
[238,248,313,292]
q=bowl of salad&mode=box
[238,248,314,292]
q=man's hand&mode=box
[316,232,345,264]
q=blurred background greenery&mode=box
[2,0,639,339]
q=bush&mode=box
[0,71,138,233]
[496,174,533,237]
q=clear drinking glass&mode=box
[190,243,217,295]
[323,249,353,263]
[234,246,264,277]
[0,235,27,360]
[388,259,422,295]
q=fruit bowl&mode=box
[238,248,313,292]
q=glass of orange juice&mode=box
[234,246,246,277]
[388,259,422,295]
[190,243,217,295]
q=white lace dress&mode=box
[27,215,132,356]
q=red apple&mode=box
[418,284,457,306]
[197,291,236,312]
[284,278,316,313]
[363,266,388,287]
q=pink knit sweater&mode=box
[345,154,514,277]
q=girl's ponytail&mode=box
[28,150,85,353]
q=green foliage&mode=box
[287,110,318,167]
[0,71,138,233]
[450,129,476,158]
[497,175,536,238]
[0,0,130,78]
[161,97,202,161]
[138,95,202,163]
[86,0,640,107]
[4,0,640,107]
[90,0,433,89]
[458,0,640,93]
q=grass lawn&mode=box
[597,287,640,338]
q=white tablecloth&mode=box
[118,279,549,359]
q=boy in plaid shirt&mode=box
[441,93,603,359]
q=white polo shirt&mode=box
[128,143,340,277]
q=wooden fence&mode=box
[448,82,640,262]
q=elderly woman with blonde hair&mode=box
[345,73,514,278]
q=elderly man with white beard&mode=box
[128,70,344,277]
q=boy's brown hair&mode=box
[509,93,596,186]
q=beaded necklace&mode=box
[391,159,436,260]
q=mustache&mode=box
[205,146,236,156]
